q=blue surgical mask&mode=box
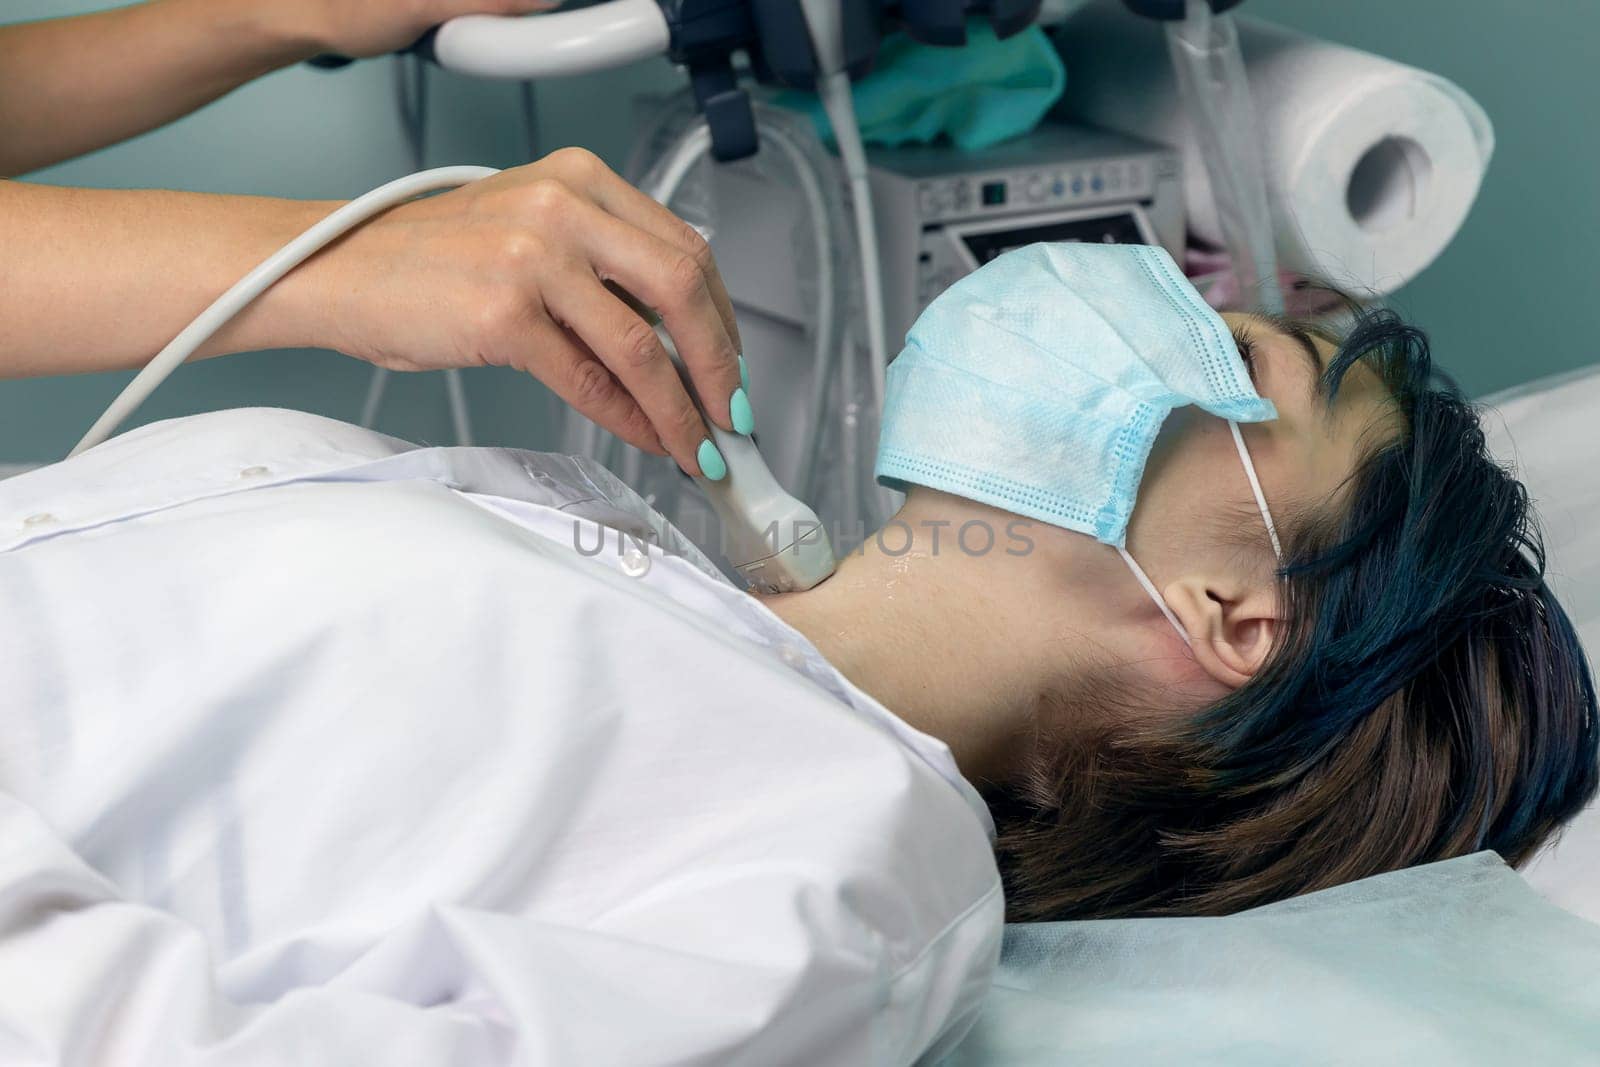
[875,242,1282,644]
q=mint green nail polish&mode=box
[738,354,750,393]
[697,438,727,481]
[730,387,755,435]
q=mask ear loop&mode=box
[1117,546,1192,646]
[1117,420,1282,648]
[1229,420,1282,560]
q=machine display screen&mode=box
[960,211,1147,264]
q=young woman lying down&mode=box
[0,244,1590,1064]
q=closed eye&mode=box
[1232,323,1259,382]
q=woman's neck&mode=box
[760,493,1165,786]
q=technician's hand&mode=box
[293,148,750,478]
[280,0,562,60]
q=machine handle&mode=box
[423,0,672,79]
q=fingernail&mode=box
[729,387,755,436]
[697,438,727,481]
[738,354,751,393]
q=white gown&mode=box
[0,409,1001,1066]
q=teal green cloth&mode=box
[780,22,1066,152]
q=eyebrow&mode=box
[1257,313,1328,401]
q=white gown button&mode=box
[239,465,270,478]
[620,547,652,578]
[778,644,808,669]
[21,512,56,527]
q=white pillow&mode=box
[944,852,1600,1067]
[1479,364,1600,924]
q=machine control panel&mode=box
[914,157,1168,222]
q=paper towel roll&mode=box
[1053,3,1494,296]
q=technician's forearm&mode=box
[0,181,339,377]
[0,0,318,176]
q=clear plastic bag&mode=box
[1165,2,1283,314]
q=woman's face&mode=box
[774,309,1407,785]
[1132,312,1401,571]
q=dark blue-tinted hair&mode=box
[996,304,1600,920]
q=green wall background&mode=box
[3,0,1595,461]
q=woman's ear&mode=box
[1162,574,1281,689]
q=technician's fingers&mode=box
[546,148,743,353]
[547,275,719,477]
[523,318,664,456]
[568,199,746,436]
[599,172,743,352]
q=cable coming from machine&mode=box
[360,53,476,446]
[68,166,500,458]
